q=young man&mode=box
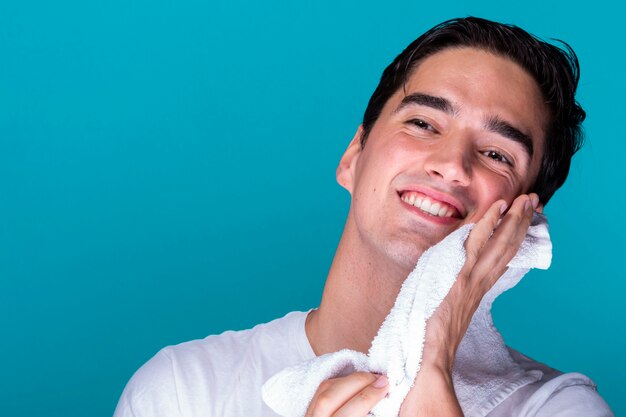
[114,18,614,417]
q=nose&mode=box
[423,138,472,186]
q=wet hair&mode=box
[361,17,585,204]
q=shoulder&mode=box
[529,373,614,417]
[158,310,314,380]
[114,311,314,417]
[113,348,181,417]
[490,349,614,417]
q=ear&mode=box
[336,125,364,194]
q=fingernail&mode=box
[373,375,388,388]
[499,202,507,215]
[524,199,530,211]
[531,195,539,210]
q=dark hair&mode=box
[361,17,585,204]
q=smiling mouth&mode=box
[399,191,462,219]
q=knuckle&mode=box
[356,389,374,403]
[508,211,524,222]
[506,239,523,257]
[312,393,333,413]
[318,379,332,391]
[465,247,479,262]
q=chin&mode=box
[381,240,429,274]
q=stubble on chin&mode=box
[379,237,429,278]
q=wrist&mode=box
[420,341,456,374]
[401,363,461,416]
[417,361,453,385]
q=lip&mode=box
[397,186,467,218]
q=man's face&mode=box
[337,47,547,272]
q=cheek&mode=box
[471,174,521,217]
[351,157,387,211]
[356,138,411,190]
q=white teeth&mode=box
[401,192,457,218]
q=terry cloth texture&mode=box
[262,214,552,417]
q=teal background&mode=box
[1,0,624,416]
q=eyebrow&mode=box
[395,92,534,159]
[396,93,456,115]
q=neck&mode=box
[306,215,421,355]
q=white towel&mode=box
[262,213,552,417]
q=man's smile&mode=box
[398,189,466,225]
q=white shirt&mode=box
[114,311,614,417]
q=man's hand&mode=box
[402,193,539,416]
[305,194,539,417]
[420,193,538,371]
[304,372,389,417]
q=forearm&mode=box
[401,363,463,417]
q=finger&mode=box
[309,372,376,406]
[529,193,540,211]
[334,375,389,417]
[469,194,533,288]
[306,372,387,417]
[464,199,507,263]
[534,193,544,214]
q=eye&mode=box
[482,150,512,166]
[408,118,438,133]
